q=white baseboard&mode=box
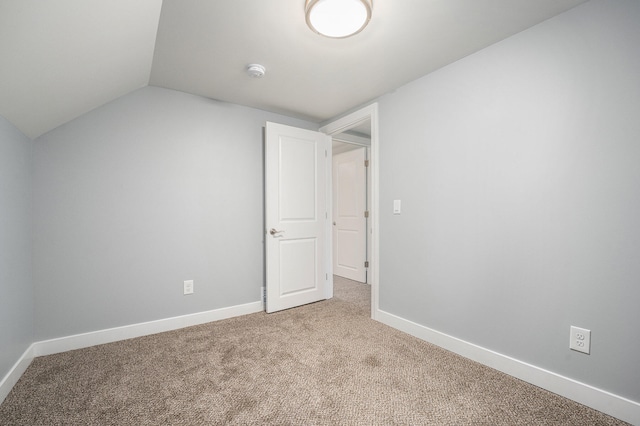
[0,344,35,405]
[34,301,264,357]
[0,300,263,405]
[376,309,640,425]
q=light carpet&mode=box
[0,276,628,425]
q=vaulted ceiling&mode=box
[0,0,588,139]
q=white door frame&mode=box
[320,103,379,320]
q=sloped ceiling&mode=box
[0,0,162,139]
[0,0,588,139]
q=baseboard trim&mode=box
[0,344,35,405]
[376,309,640,425]
[33,301,264,357]
[1,301,264,405]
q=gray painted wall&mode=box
[33,87,316,340]
[0,116,33,379]
[378,0,640,402]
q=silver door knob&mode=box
[269,228,284,235]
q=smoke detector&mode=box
[247,64,266,78]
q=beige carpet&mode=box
[0,276,628,425]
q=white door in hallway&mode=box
[265,122,329,313]
[333,147,367,283]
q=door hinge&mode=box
[364,210,369,218]
[365,160,369,167]
[365,261,369,268]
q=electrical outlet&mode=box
[570,326,590,354]
[183,280,194,295]
[261,286,266,302]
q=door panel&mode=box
[280,238,317,295]
[280,136,317,220]
[265,122,328,313]
[333,147,367,282]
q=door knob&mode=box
[269,228,284,235]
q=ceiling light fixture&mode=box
[305,0,372,39]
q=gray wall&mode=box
[33,86,316,340]
[378,0,639,401]
[0,116,33,378]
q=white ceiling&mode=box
[0,0,588,139]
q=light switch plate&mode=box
[393,199,401,215]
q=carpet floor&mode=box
[0,276,628,425]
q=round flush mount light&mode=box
[305,0,372,39]
[247,64,266,78]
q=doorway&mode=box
[332,131,369,284]
[321,104,379,320]
[264,104,379,319]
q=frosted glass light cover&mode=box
[306,0,371,38]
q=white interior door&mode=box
[333,147,367,282]
[265,122,329,313]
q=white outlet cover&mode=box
[570,326,590,354]
[183,280,194,295]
